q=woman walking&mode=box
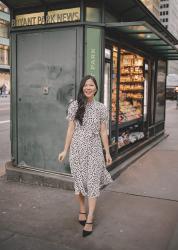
[58,75,113,237]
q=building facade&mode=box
[141,0,160,19]
[160,0,178,77]
[0,1,10,94]
[160,0,169,28]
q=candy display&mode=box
[118,131,144,149]
[119,49,144,124]
[110,47,145,149]
[117,49,145,149]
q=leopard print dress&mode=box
[66,99,113,198]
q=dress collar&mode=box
[86,99,95,106]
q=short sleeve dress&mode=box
[66,99,113,198]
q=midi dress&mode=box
[66,99,113,198]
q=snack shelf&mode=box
[118,118,143,129]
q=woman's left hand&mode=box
[105,152,112,165]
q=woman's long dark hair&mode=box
[75,75,98,125]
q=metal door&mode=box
[16,28,77,173]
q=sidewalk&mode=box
[0,100,178,250]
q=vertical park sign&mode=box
[85,27,102,101]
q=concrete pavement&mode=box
[0,100,178,250]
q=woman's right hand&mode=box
[58,150,67,162]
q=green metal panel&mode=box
[16,27,77,173]
[85,27,102,101]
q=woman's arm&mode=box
[100,122,112,165]
[58,120,75,161]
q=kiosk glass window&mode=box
[117,49,145,149]
[119,49,144,123]
[155,60,166,123]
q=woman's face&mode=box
[83,79,97,99]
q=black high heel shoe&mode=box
[82,222,93,237]
[79,212,86,226]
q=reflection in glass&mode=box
[0,45,9,65]
[119,49,144,124]
[104,62,110,135]
[86,7,101,22]
[0,21,9,38]
[155,60,166,123]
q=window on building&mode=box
[0,45,9,65]
[0,20,9,38]
[0,2,9,13]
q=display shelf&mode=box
[120,89,144,92]
[120,81,144,84]
[118,118,143,130]
[121,72,143,76]
[125,97,143,100]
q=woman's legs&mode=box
[84,197,97,231]
[76,193,86,220]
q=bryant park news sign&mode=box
[11,8,80,27]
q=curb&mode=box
[5,133,168,191]
[5,161,74,191]
[110,133,168,179]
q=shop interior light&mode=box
[105,48,111,59]
[113,46,118,52]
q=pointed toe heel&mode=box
[78,212,86,226]
[82,222,93,237]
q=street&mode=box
[0,99,178,250]
[0,95,10,176]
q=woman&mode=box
[58,75,113,237]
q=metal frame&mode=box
[105,21,178,60]
[154,59,167,125]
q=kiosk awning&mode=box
[106,21,178,60]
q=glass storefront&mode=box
[105,46,146,150]
[155,60,166,123]
[118,49,145,149]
